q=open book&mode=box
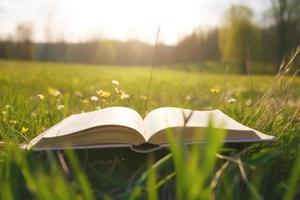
[25,107,275,152]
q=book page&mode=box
[43,107,145,138]
[144,107,192,140]
[144,107,273,142]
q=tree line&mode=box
[0,2,299,73]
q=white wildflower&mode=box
[90,96,99,101]
[57,105,64,110]
[37,94,45,101]
[185,95,191,101]
[120,93,130,100]
[227,97,237,104]
[112,80,119,86]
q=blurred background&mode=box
[0,0,299,74]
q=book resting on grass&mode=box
[24,107,275,152]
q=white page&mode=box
[43,107,144,138]
[144,107,274,141]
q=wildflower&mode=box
[37,94,45,101]
[90,96,99,102]
[102,91,111,98]
[47,87,62,97]
[73,78,79,84]
[210,87,220,94]
[185,95,191,101]
[74,91,83,97]
[96,106,101,110]
[9,120,17,125]
[96,89,104,96]
[112,80,119,86]
[227,97,237,104]
[97,89,111,98]
[5,104,11,109]
[82,99,89,104]
[115,88,124,95]
[139,95,147,100]
[31,112,37,118]
[57,104,64,110]
[1,111,7,116]
[245,99,252,106]
[21,127,29,134]
[120,93,130,100]
[115,88,129,100]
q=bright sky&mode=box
[0,0,269,44]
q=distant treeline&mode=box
[0,34,220,65]
[0,3,299,73]
[0,26,298,65]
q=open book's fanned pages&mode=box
[143,107,275,144]
[25,107,275,151]
[26,107,147,150]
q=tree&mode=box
[175,32,201,63]
[200,28,220,61]
[96,41,116,64]
[220,5,261,73]
[15,23,35,60]
[270,0,300,65]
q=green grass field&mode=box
[0,59,300,199]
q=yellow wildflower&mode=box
[139,95,147,100]
[5,104,11,109]
[47,87,62,97]
[73,78,79,84]
[210,88,220,93]
[82,99,89,104]
[97,89,111,98]
[21,127,29,134]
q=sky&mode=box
[0,0,270,44]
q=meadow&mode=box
[0,59,299,199]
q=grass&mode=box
[0,57,300,199]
